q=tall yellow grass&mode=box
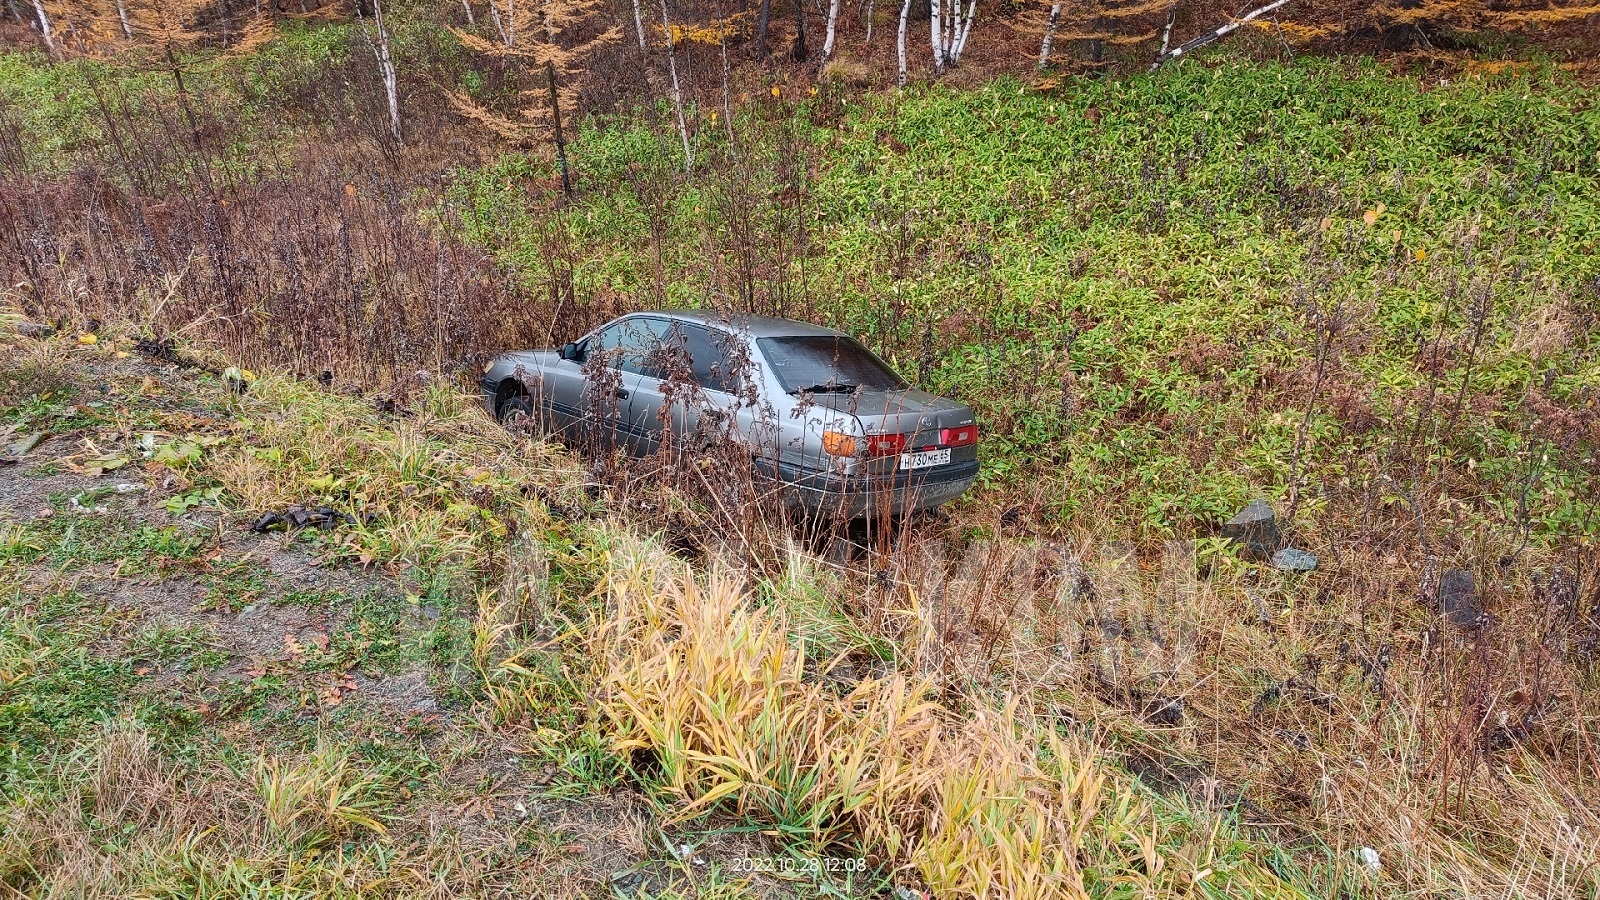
[587,542,1306,898]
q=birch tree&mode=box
[30,0,57,57]
[1037,1,1060,69]
[659,0,693,170]
[821,0,840,58]
[929,0,976,73]
[355,0,403,146]
[1150,0,1291,67]
[631,0,647,47]
[895,0,910,84]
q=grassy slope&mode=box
[457,56,1599,538]
[0,328,1321,898]
[4,35,1600,900]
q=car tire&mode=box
[497,394,539,433]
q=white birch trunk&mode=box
[460,0,475,25]
[951,0,975,61]
[821,0,840,58]
[358,0,404,146]
[1152,0,1293,68]
[928,0,944,73]
[631,0,647,48]
[1156,3,1176,58]
[115,0,134,39]
[374,0,402,146]
[29,0,55,57]
[863,0,874,47]
[896,0,911,84]
[659,0,694,170]
[1037,2,1059,69]
[487,0,514,48]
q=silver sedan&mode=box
[480,311,979,518]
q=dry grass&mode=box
[585,540,1310,898]
[7,324,1596,898]
[871,524,1600,898]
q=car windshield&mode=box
[757,335,907,394]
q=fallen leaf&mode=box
[284,634,303,657]
[84,454,130,476]
[308,631,329,652]
[78,333,98,345]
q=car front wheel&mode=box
[497,394,540,433]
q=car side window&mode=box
[682,324,743,394]
[588,318,668,376]
[633,322,744,393]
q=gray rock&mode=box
[1223,500,1280,560]
[1270,547,1319,572]
[1440,569,1485,630]
[6,432,45,457]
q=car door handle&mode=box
[614,388,629,399]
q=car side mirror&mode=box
[559,341,583,362]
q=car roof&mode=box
[631,310,842,339]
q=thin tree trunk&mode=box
[115,0,134,39]
[660,0,694,170]
[822,0,840,58]
[631,0,648,48]
[29,0,56,58]
[357,0,404,147]
[717,0,737,156]
[864,0,874,47]
[928,0,943,72]
[487,0,514,47]
[460,0,475,25]
[545,60,572,196]
[1156,2,1176,58]
[1037,2,1059,69]
[951,0,974,61]
[754,0,772,56]
[792,0,807,59]
[896,0,910,83]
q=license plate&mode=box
[899,448,951,470]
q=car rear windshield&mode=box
[757,335,907,393]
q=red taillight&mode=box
[940,424,979,447]
[863,433,906,456]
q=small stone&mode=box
[1223,500,1280,560]
[6,432,45,457]
[1270,547,1318,572]
[1440,569,1485,630]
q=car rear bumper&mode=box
[762,458,979,518]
